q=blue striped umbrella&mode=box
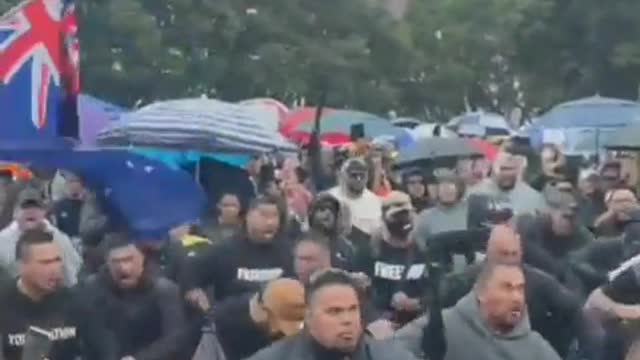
[97,98,297,154]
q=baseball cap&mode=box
[382,191,413,218]
[258,278,305,337]
[17,188,45,209]
[544,186,578,212]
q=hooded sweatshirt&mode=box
[442,292,560,360]
[307,193,356,271]
[328,158,382,236]
[0,221,81,286]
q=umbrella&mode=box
[238,98,290,132]
[448,112,513,137]
[293,132,351,147]
[535,96,640,129]
[97,98,297,154]
[410,123,458,140]
[468,138,499,162]
[292,110,405,138]
[525,96,640,153]
[280,107,337,136]
[0,148,206,239]
[391,117,422,129]
[238,98,286,133]
[604,126,640,150]
[396,138,483,168]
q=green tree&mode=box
[76,0,415,113]
[3,0,640,118]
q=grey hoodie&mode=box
[442,292,560,360]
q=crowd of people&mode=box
[2,137,640,360]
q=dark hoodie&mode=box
[307,193,357,271]
[441,292,560,360]
[401,170,432,213]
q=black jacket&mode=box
[516,214,594,295]
[213,294,272,360]
[78,271,187,360]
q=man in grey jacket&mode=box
[435,262,560,360]
[0,191,81,285]
[247,269,416,360]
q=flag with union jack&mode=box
[0,0,79,148]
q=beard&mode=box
[497,179,516,191]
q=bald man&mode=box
[434,225,594,358]
[485,225,522,265]
[468,152,547,215]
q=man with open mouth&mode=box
[432,262,561,360]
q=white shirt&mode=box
[328,187,382,235]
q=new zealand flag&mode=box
[0,0,79,149]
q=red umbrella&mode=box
[291,131,351,147]
[468,138,499,161]
[280,107,336,136]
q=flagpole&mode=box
[309,85,328,191]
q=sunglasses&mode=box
[347,172,366,180]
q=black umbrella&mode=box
[396,137,483,168]
[604,126,640,151]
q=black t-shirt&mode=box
[602,267,640,305]
[365,241,428,325]
[184,237,294,300]
[0,282,87,360]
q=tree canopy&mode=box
[1,0,640,121]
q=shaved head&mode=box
[493,152,518,172]
[486,225,522,265]
[492,153,520,190]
